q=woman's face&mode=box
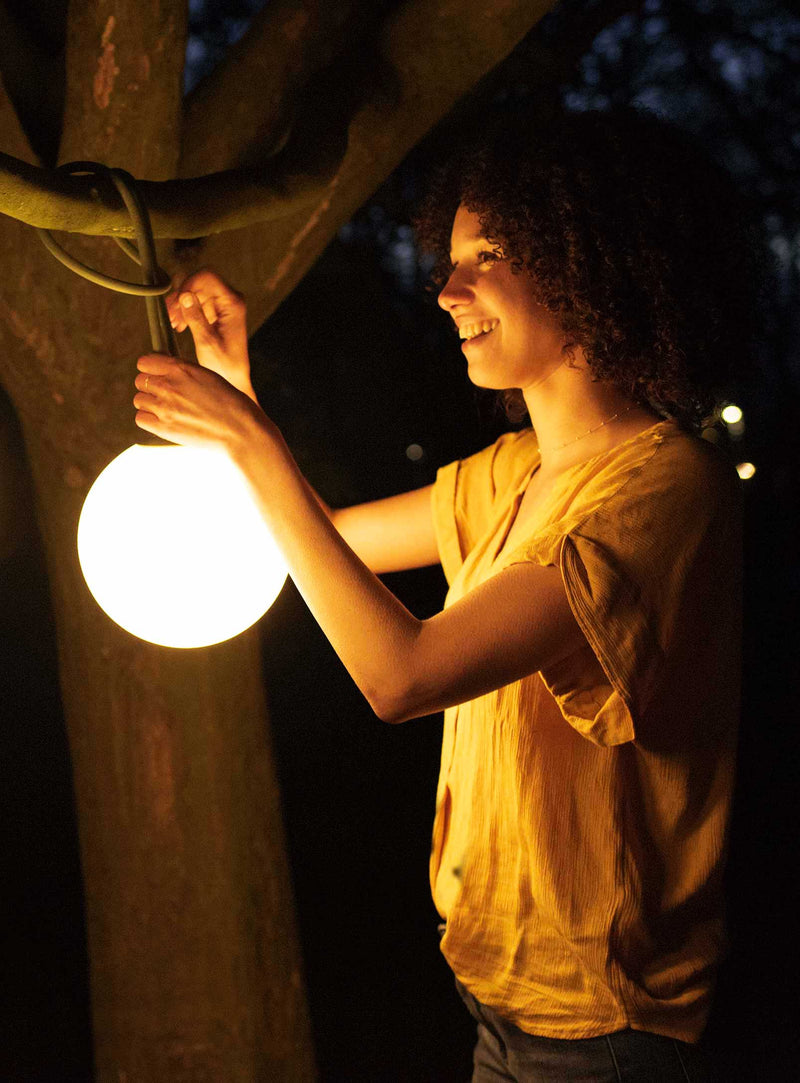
[438,204,567,391]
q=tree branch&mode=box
[0,148,336,237]
[58,0,187,178]
[440,0,645,136]
[0,0,560,243]
[0,72,37,167]
[186,0,561,333]
[179,0,363,177]
[0,3,64,165]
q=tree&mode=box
[0,1,563,1078]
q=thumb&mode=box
[178,291,216,352]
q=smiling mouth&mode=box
[460,321,498,347]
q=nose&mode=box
[437,266,473,312]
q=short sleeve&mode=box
[432,430,539,585]
[509,434,743,747]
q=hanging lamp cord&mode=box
[35,161,177,357]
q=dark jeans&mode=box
[455,978,711,1083]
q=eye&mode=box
[477,249,501,265]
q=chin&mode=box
[466,361,506,391]
[467,372,512,393]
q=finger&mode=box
[134,373,162,393]
[178,291,216,345]
[198,296,219,326]
[167,277,209,332]
[172,269,244,327]
[133,390,159,412]
[166,291,187,332]
[134,410,161,433]
[168,271,243,332]
[167,294,216,333]
[164,289,186,331]
[180,268,237,302]
[183,269,245,328]
[137,353,180,375]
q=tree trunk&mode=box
[0,3,315,1075]
[0,214,316,1083]
[0,0,564,1076]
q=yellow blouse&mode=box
[430,420,742,1043]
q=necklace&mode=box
[538,404,636,454]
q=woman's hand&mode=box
[133,352,272,457]
[166,269,256,401]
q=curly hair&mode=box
[413,107,761,429]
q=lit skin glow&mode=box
[438,204,569,393]
[167,270,257,401]
[134,270,588,718]
[438,205,658,472]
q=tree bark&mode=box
[179,0,363,176]
[174,0,557,336]
[0,3,316,1076]
[0,1,558,264]
[0,0,565,1077]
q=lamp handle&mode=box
[35,162,185,448]
[34,162,177,357]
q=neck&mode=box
[520,349,657,472]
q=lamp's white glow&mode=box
[736,461,756,480]
[78,444,287,648]
[721,404,744,425]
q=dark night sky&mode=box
[209,3,800,1077]
[3,1,799,1079]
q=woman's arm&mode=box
[241,426,589,721]
[166,271,438,575]
[328,486,438,574]
[302,483,439,573]
[231,424,586,722]
[133,347,588,724]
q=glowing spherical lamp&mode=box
[77,443,287,648]
[36,163,289,648]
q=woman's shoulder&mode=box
[578,418,740,493]
[649,421,743,503]
[488,425,540,478]
[484,426,540,461]
[572,422,743,556]
[444,426,540,498]
[557,420,741,544]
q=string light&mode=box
[721,404,743,425]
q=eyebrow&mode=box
[448,235,500,268]
[448,232,491,267]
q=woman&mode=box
[134,109,753,1081]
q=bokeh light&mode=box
[721,404,744,424]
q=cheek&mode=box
[519,307,564,348]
